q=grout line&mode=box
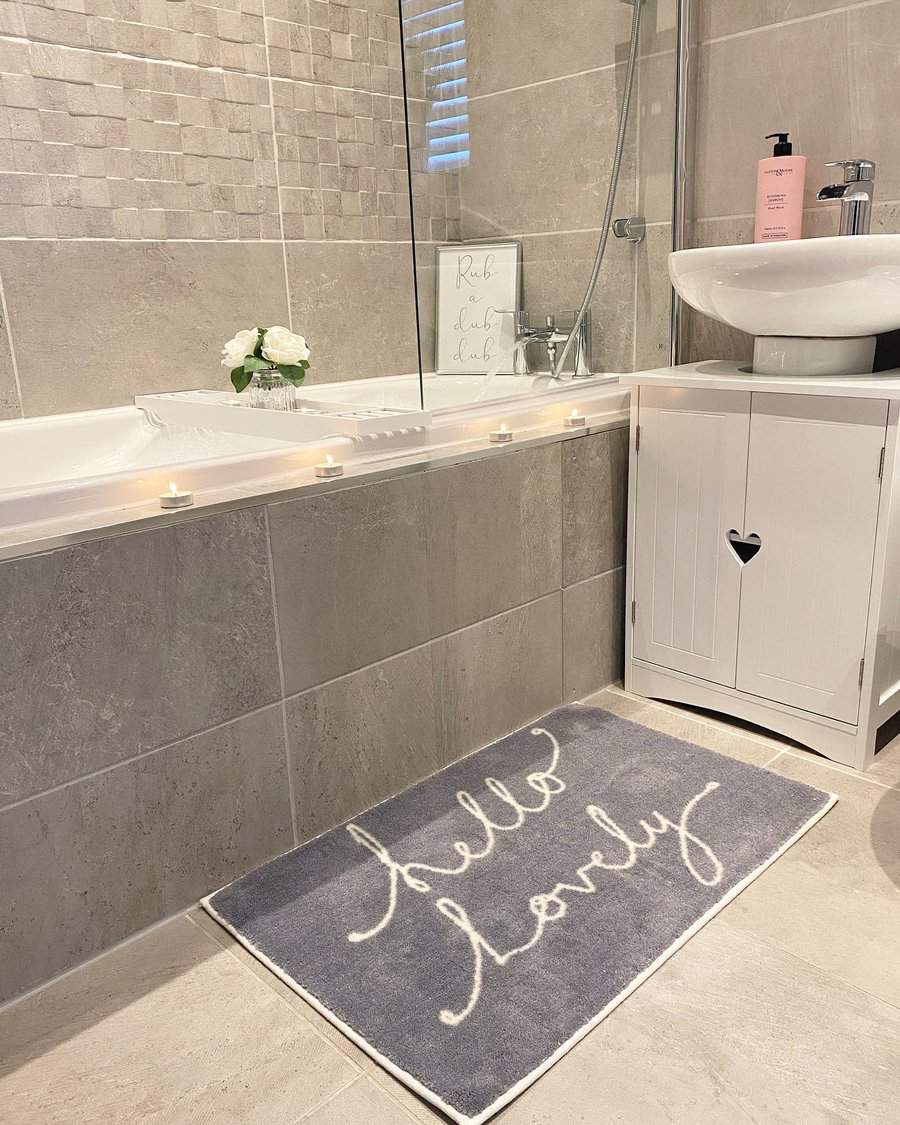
[695,199,900,227]
[562,563,626,592]
[466,57,619,103]
[0,696,285,815]
[0,571,624,817]
[184,911,369,1073]
[0,904,193,1015]
[367,1071,434,1124]
[260,0,294,333]
[449,45,675,107]
[700,0,887,46]
[0,236,415,245]
[0,265,24,418]
[263,506,299,845]
[762,749,785,769]
[778,746,900,791]
[279,587,567,708]
[295,1075,369,1122]
[722,919,900,1019]
[0,31,422,105]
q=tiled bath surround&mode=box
[686,0,900,363]
[0,424,628,1004]
[0,0,448,417]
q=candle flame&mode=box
[168,481,178,494]
[500,423,508,433]
[325,454,334,465]
[571,408,579,417]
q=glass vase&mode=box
[249,367,295,411]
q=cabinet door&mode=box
[736,394,887,724]
[633,386,750,686]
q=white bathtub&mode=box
[0,373,628,542]
[300,371,619,412]
[0,406,320,530]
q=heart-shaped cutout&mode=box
[726,529,762,564]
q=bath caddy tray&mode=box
[136,390,431,443]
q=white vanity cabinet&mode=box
[623,364,900,770]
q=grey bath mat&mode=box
[204,705,835,1124]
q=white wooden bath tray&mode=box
[135,389,431,443]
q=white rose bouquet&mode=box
[222,326,311,393]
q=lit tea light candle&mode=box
[564,407,586,428]
[315,454,344,478]
[159,481,194,509]
[489,423,513,443]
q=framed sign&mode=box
[435,241,521,374]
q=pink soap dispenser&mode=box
[754,132,807,242]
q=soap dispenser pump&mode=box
[754,131,807,243]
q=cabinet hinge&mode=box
[631,599,636,626]
[858,658,865,689]
[635,425,641,454]
[878,446,886,480]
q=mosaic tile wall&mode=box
[0,0,458,416]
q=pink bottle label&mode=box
[755,158,805,242]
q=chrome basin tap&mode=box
[817,158,876,235]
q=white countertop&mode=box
[621,361,900,399]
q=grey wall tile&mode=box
[0,241,290,416]
[460,65,636,239]
[286,644,439,841]
[682,216,755,363]
[432,594,563,764]
[849,1,900,204]
[563,568,625,701]
[518,231,636,374]
[684,307,754,366]
[0,506,280,806]
[634,222,673,370]
[269,474,431,696]
[698,0,851,42]
[637,50,677,226]
[426,444,562,637]
[286,240,418,383]
[562,427,629,586]
[0,35,276,241]
[465,0,632,97]
[0,705,292,1003]
[693,13,851,220]
[0,916,357,1123]
[0,284,20,420]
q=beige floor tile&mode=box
[6,699,900,1125]
[366,1065,449,1124]
[192,907,447,1122]
[496,921,900,1125]
[867,730,900,789]
[188,907,371,1073]
[782,733,900,792]
[0,915,357,1125]
[722,752,900,1008]
[302,1075,420,1124]
[583,686,779,767]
